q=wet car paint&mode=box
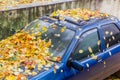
[29,16,120,80]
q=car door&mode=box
[65,28,107,80]
[98,23,120,78]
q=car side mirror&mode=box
[67,60,84,71]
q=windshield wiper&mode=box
[45,56,61,63]
[48,58,60,63]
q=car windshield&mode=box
[24,19,75,61]
[0,18,75,79]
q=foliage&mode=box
[51,8,109,21]
[0,31,53,80]
[0,0,52,8]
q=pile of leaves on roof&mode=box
[0,30,54,80]
[51,8,109,21]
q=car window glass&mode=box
[72,29,100,60]
[101,23,120,48]
[24,19,75,59]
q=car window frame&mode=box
[100,23,120,50]
[24,19,77,63]
[70,28,102,61]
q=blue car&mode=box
[21,14,120,80]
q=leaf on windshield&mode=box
[32,71,37,76]
[17,74,26,80]
[0,31,54,79]
[60,26,66,33]
[51,24,57,30]
[42,26,48,33]
[45,39,52,47]
[43,19,48,22]
[5,75,17,80]
[51,45,54,48]
[54,34,61,37]
[56,56,61,62]
[35,23,41,30]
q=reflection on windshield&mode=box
[25,19,75,60]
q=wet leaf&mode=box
[0,31,53,79]
[86,63,89,68]
[103,61,106,65]
[75,36,79,39]
[97,40,101,46]
[105,31,109,35]
[79,50,84,54]
[51,8,109,21]
[106,43,109,48]
[112,36,115,40]
[5,75,17,80]
[92,55,98,60]
[88,47,93,53]
[60,26,66,33]
[9,56,18,61]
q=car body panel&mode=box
[66,51,120,80]
[29,16,120,80]
[30,63,66,80]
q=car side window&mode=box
[72,29,100,61]
[101,23,120,48]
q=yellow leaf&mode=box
[5,75,17,80]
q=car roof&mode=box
[48,8,120,31]
[40,15,118,31]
